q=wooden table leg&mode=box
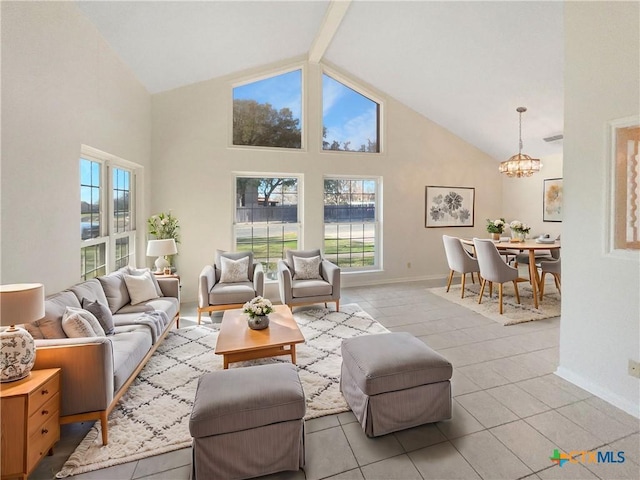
[223,356,229,369]
[528,249,540,309]
[290,344,297,364]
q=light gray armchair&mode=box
[197,251,264,324]
[277,249,341,312]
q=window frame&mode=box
[229,64,306,152]
[323,175,383,272]
[232,172,304,281]
[320,67,384,155]
[80,145,140,280]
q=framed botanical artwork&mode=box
[425,186,475,228]
[543,178,563,222]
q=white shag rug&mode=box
[57,304,388,478]
[429,280,561,326]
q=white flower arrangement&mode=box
[242,296,274,319]
[509,220,531,234]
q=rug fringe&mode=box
[56,425,100,478]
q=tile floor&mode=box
[30,281,640,480]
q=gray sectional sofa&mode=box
[24,268,180,445]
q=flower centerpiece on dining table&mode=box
[486,218,506,240]
[242,296,274,330]
[509,220,531,242]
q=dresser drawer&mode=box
[27,414,60,473]
[28,393,59,438]
[28,374,59,416]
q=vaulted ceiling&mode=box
[75,0,564,162]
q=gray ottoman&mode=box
[340,332,452,437]
[189,363,306,480]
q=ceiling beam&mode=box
[308,0,352,63]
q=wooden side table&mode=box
[1,368,61,480]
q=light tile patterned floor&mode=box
[30,281,640,480]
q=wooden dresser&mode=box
[1,368,61,480]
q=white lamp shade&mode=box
[146,239,178,257]
[0,283,45,327]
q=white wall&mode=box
[151,60,503,302]
[559,1,640,417]
[502,153,563,239]
[0,1,151,294]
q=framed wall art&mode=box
[543,178,563,222]
[425,186,475,228]
[609,116,640,251]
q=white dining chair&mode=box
[473,238,521,314]
[442,235,480,298]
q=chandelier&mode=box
[499,107,541,177]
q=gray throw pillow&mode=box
[82,298,115,335]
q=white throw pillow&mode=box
[124,271,160,305]
[220,256,250,283]
[62,307,106,338]
[292,255,323,280]
[126,267,163,296]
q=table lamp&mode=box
[0,283,45,382]
[146,239,177,273]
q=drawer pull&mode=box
[41,428,48,435]
[41,389,49,395]
[41,409,49,415]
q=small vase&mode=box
[248,315,269,330]
[511,231,526,242]
[491,233,500,240]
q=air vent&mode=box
[543,134,564,142]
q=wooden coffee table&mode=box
[215,304,305,369]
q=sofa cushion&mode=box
[62,307,106,338]
[26,291,82,339]
[125,267,163,297]
[123,272,159,305]
[219,255,250,283]
[98,272,131,313]
[82,298,115,335]
[70,279,109,307]
[110,326,153,392]
[292,255,322,280]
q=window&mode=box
[322,73,380,153]
[323,178,380,269]
[232,69,302,149]
[80,148,137,280]
[235,176,300,280]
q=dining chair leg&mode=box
[554,273,561,294]
[478,279,487,304]
[539,272,547,300]
[446,270,455,292]
[498,283,504,314]
[489,281,493,298]
[513,280,521,304]
[471,272,476,284]
[461,272,467,298]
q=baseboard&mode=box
[555,367,640,419]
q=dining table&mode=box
[461,238,561,309]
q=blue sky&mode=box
[233,70,378,150]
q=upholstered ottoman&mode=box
[189,363,306,480]
[340,332,452,437]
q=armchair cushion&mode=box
[210,281,255,305]
[285,249,321,277]
[292,255,322,280]
[291,279,332,298]
[219,255,250,283]
[215,250,254,281]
